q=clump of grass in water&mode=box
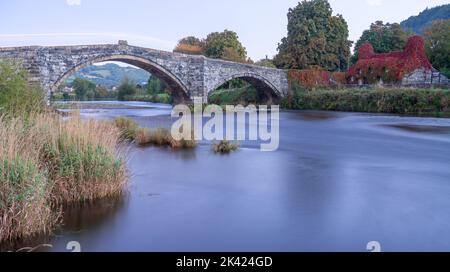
[127,122,197,149]
[135,127,153,146]
[212,140,239,154]
[39,114,128,204]
[114,117,139,141]
[151,128,173,146]
[135,127,171,147]
[169,123,197,149]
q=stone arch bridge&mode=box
[0,41,288,103]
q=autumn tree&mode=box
[352,21,412,63]
[424,19,450,77]
[203,30,248,63]
[173,36,204,55]
[174,30,250,63]
[273,0,351,71]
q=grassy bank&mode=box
[281,88,450,116]
[0,113,127,241]
[0,60,128,242]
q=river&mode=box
[4,101,450,252]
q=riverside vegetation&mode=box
[113,117,241,152]
[282,86,450,116]
[208,81,450,116]
[114,117,197,149]
[0,61,127,242]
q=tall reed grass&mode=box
[0,118,56,241]
[39,114,128,203]
[1,60,128,242]
[0,113,128,241]
[114,117,139,141]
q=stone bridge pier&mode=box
[0,41,289,104]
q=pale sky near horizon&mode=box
[0,0,449,61]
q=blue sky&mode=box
[0,0,449,60]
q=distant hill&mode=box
[401,4,450,34]
[66,63,150,88]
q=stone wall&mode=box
[402,68,449,85]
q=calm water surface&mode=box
[6,101,450,252]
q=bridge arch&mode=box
[52,54,191,103]
[208,73,282,104]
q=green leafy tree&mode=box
[352,21,412,63]
[72,78,96,100]
[117,77,137,101]
[424,19,450,78]
[95,85,109,99]
[274,0,351,71]
[203,30,248,63]
[146,77,166,95]
[0,60,45,117]
[86,90,95,100]
[221,47,246,62]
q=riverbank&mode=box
[281,88,450,116]
[51,100,161,110]
[120,93,172,104]
[207,87,450,116]
[53,87,450,118]
[50,93,172,107]
[0,113,128,242]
